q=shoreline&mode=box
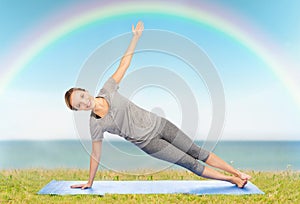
[2,140,299,171]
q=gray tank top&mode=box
[89,77,163,148]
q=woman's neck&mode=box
[92,97,109,118]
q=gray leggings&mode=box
[140,118,210,176]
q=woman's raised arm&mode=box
[112,21,144,84]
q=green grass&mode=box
[0,169,299,203]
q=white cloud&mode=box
[222,85,300,140]
[0,90,76,140]
[0,86,299,141]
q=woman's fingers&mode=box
[70,183,91,189]
[81,184,91,190]
[132,21,144,32]
[70,184,84,188]
[136,21,144,30]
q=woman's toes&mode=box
[238,171,251,180]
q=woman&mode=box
[65,21,251,190]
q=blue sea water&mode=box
[0,140,299,172]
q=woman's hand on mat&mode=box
[132,21,144,38]
[70,182,92,190]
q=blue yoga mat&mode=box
[38,180,264,195]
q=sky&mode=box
[0,0,299,141]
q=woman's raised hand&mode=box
[132,21,144,38]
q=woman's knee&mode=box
[199,149,211,162]
[176,158,205,176]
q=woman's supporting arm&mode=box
[112,21,144,84]
[70,141,102,189]
[87,141,102,186]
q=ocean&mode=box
[0,140,299,172]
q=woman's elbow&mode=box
[91,141,102,158]
[91,151,101,163]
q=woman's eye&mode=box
[81,94,84,98]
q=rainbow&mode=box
[1,1,299,108]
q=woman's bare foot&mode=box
[229,176,248,188]
[237,171,252,180]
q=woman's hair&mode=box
[64,88,86,111]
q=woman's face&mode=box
[70,90,95,111]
